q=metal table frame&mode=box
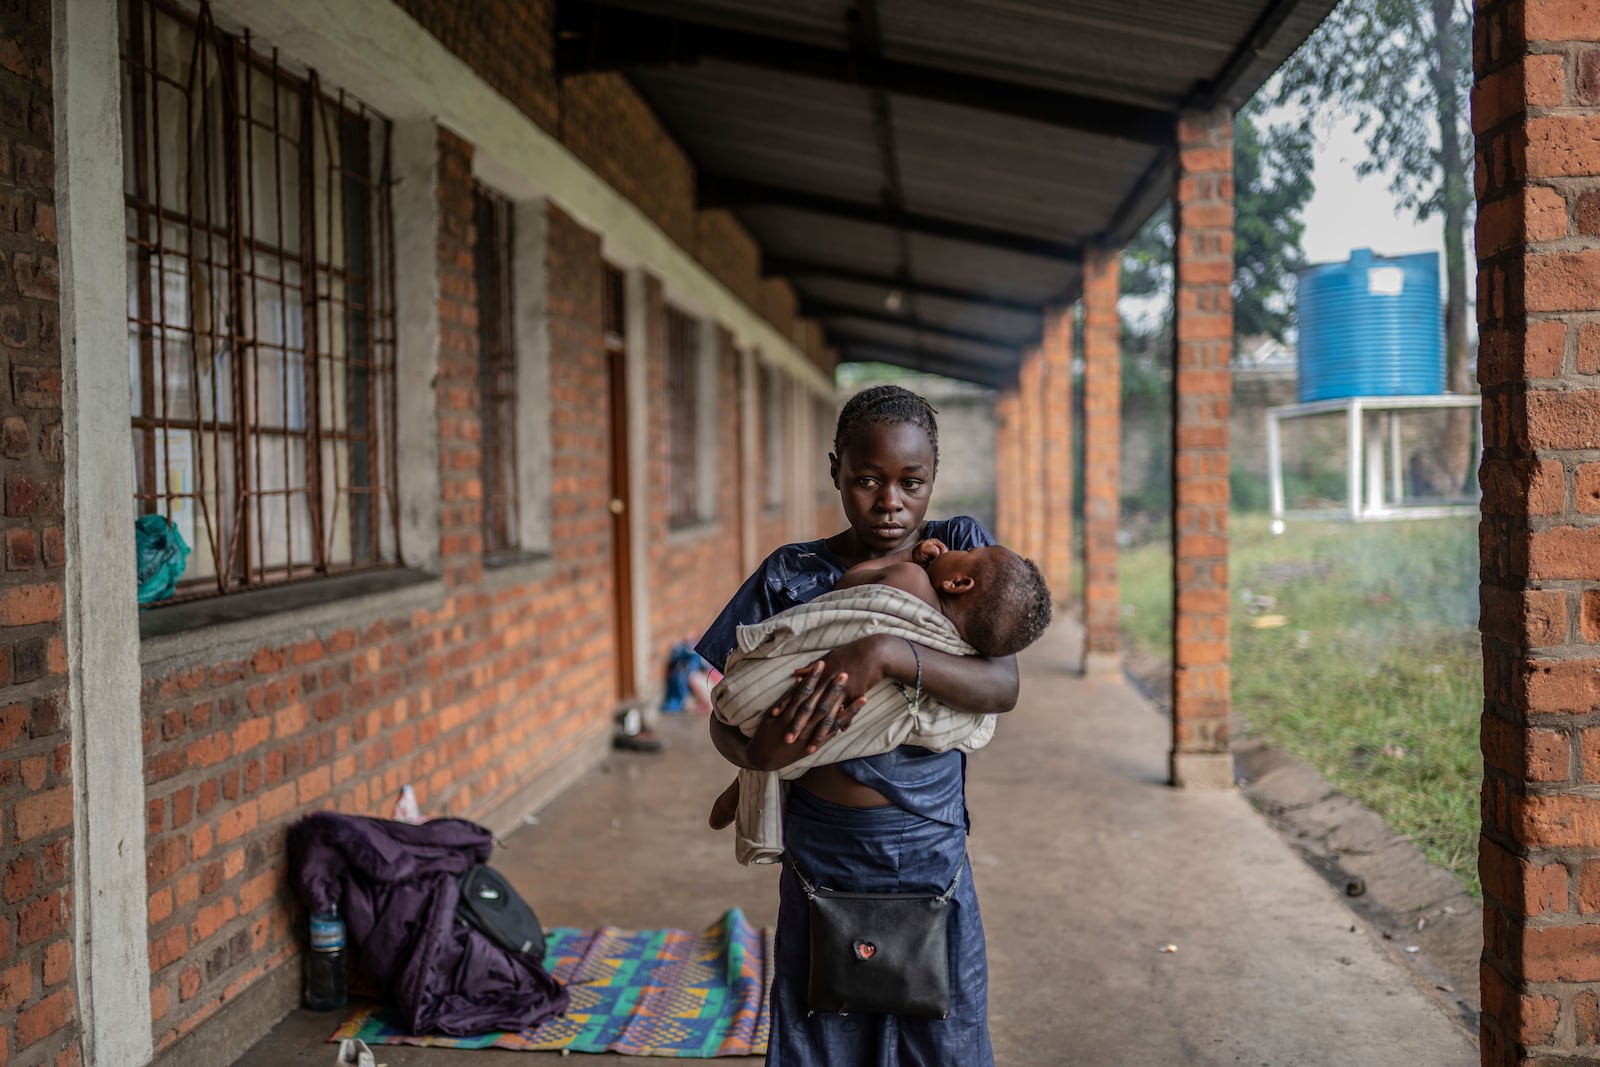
[1265,394,1482,522]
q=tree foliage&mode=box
[1119,99,1313,345]
[1273,0,1472,385]
[1233,101,1314,340]
[1274,0,1476,486]
[1273,0,1472,225]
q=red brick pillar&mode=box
[1475,4,1600,1061]
[993,388,1020,545]
[1169,107,1235,789]
[1081,248,1121,677]
[1017,348,1044,562]
[1042,308,1075,602]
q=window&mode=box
[816,395,836,455]
[122,0,399,599]
[473,185,518,556]
[664,306,699,528]
[816,393,837,502]
[762,363,786,511]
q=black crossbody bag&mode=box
[794,857,964,1019]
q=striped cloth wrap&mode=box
[713,584,996,866]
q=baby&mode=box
[708,537,1052,836]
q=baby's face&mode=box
[926,545,1011,591]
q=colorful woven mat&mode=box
[331,908,773,1057]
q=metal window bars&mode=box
[472,184,520,556]
[664,306,699,528]
[121,0,400,600]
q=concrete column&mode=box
[1081,248,1121,678]
[1474,3,1600,1061]
[55,0,156,1062]
[1042,308,1075,604]
[1169,107,1235,790]
[1017,349,1045,562]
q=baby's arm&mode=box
[832,539,947,605]
[832,561,940,610]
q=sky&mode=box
[1292,106,1474,315]
[1117,105,1474,338]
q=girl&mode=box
[697,385,1017,1065]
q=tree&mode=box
[1233,101,1314,341]
[1273,0,1474,487]
[1112,104,1313,525]
[1119,99,1313,344]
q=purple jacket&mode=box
[288,812,568,1036]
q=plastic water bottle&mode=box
[304,906,347,1011]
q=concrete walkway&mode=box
[237,621,1478,1066]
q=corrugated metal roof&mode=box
[559,0,1339,384]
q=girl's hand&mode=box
[769,634,893,752]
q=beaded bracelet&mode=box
[899,637,922,715]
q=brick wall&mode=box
[390,0,831,377]
[390,0,560,137]
[0,1,80,1064]
[20,0,839,1052]
[1016,349,1044,564]
[1473,2,1600,1061]
[647,324,744,666]
[138,131,624,1050]
[993,388,1020,550]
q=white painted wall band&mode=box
[211,0,834,398]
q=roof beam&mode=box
[801,300,1039,350]
[832,338,1016,390]
[700,175,1084,262]
[1194,0,1311,111]
[765,256,1042,314]
[828,328,1017,363]
[555,1,1176,146]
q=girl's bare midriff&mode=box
[795,764,891,807]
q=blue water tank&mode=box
[1295,248,1444,403]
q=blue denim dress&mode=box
[697,517,997,1067]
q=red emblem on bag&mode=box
[853,939,876,961]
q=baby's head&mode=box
[927,545,1052,658]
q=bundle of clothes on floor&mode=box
[288,812,568,1036]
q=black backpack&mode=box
[455,865,546,958]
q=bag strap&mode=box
[791,853,966,902]
[937,858,964,903]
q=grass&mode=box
[1118,513,1484,897]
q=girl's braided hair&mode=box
[833,385,940,473]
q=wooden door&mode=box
[604,268,636,702]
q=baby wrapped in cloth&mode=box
[712,541,1051,865]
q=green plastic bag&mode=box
[136,514,190,605]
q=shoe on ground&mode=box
[337,1039,376,1067]
[613,729,664,753]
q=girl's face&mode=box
[830,420,936,556]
